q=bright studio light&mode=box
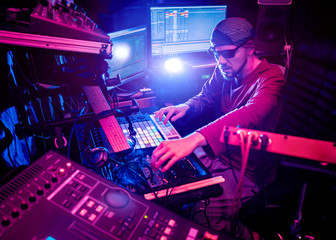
[164,58,184,73]
[113,43,130,61]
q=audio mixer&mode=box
[0,151,229,240]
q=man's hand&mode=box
[151,132,207,172]
[154,104,190,125]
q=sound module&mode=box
[30,3,110,43]
[220,126,336,165]
[0,151,228,240]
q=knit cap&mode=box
[211,17,255,46]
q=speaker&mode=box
[255,5,290,54]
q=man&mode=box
[151,17,286,239]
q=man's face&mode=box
[212,44,249,81]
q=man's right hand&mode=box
[154,103,190,125]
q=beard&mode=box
[219,66,236,81]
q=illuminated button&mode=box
[79,209,88,216]
[87,200,95,208]
[76,173,85,180]
[66,162,72,170]
[95,205,103,213]
[59,168,65,176]
[188,228,198,238]
[160,236,167,240]
[204,231,219,240]
[164,227,172,235]
[88,213,97,222]
[106,211,114,218]
[168,219,176,227]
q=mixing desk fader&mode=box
[0,151,230,240]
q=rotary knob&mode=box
[2,216,10,226]
[11,208,19,218]
[44,180,51,189]
[20,200,28,210]
[37,186,44,196]
[29,193,36,203]
[51,174,58,183]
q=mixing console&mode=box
[0,151,229,240]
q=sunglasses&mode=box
[208,42,245,60]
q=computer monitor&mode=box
[106,26,147,87]
[149,4,227,57]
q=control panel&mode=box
[0,151,226,240]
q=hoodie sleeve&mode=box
[184,67,224,116]
[197,64,286,158]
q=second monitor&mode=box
[106,26,147,88]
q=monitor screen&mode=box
[149,5,227,57]
[106,26,147,86]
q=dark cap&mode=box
[210,17,255,47]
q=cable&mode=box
[23,135,32,163]
[191,198,211,228]
[67,104,87,158]
[223,127,239,184]
[10,53,37,90]
[232,130,258,215]
[111,158,154,195]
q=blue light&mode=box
[164,58,184,73]
[113,43,131,61]
[46,236,56,240]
